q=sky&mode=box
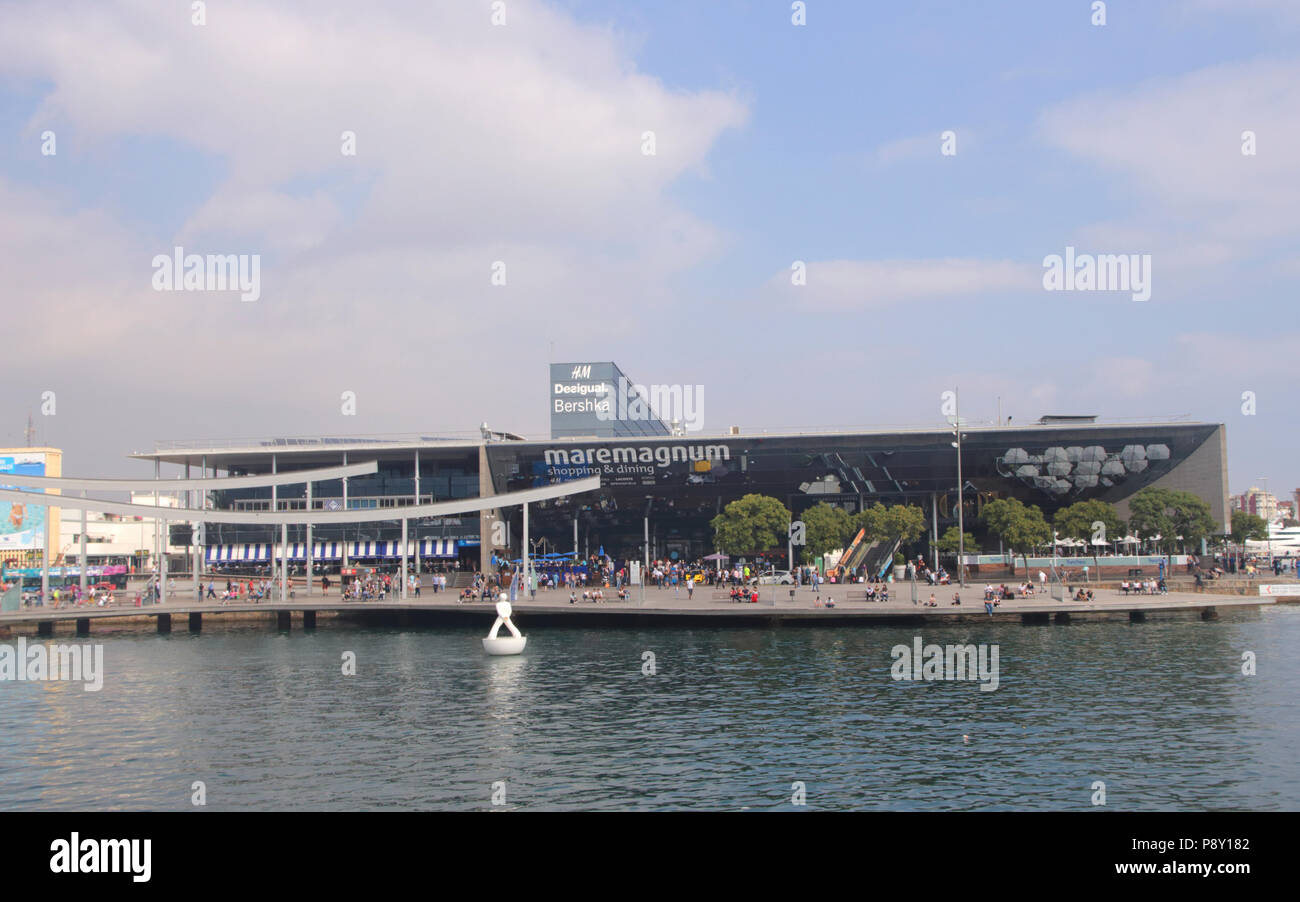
[0,0,1296,499]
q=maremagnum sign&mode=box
[540,442,731,484]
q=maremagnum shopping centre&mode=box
[134,363,1230,573]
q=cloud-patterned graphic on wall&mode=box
[996,445,1171,496]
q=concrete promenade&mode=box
[0,582,1283,634]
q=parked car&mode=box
[757,570,795,585]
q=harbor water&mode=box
[1,607,1297,810]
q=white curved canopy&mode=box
[0,460,378,491]
[0,476,601,525]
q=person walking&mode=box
[686,577,694,601]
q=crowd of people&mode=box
[8,583,119,609]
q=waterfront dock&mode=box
[0,584,1284,634]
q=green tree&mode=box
[854,502,926,544]
[1230,510,1269,544]
[799,502,854,560]
[885,504,927,545]
[935,526,977,555]
[1053,499,1124,566]
[711,494,793,556]
[1053,499,1124,545]
[981,497,1052,571]
[1128,487,1218,551]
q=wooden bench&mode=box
[842,590,890,602]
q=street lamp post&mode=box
[949,388,966,588]
[1052,530,1059,597]
[1259,477,1273,566]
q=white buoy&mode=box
[482,595,527,655]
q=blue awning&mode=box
[204,539,458,562]
[205,544,271,563]
[419,539,458,557]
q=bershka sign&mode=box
[552,380,614,415]
[544,444,730,468]
[548,362,674,438]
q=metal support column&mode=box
[156,459,167,605]
[79,492,88,600]
[413,450,420,581]
[160,516,168,605]
[955,387,966,588]
[342,452,349,569]
[188,461,198,598]
[41,499,49,605]
[200,455,207,597]
[401,518,408,599]
[271,452,277,565]
[522,502,530,600]
[931,492,939,573]
[280,523,288,603]
[306,478,313,598]
[153,458,160,603]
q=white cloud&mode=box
[766,258,1038,312]
[872,128,972,166]
[1037,59,1300,263]
[1184,0,1300,25]
[0,0,748,447]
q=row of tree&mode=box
[970,489,1225,567]
[710,487,1242,565]
[709,495,926,561]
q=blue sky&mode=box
[0,0,1296,501]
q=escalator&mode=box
[861,536,902,580]
[830,530,902,581]
[830,528,871,581]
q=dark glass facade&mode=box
[483,423,1225,562]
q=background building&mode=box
[0,447,61,568]
[1233,485,1280,521]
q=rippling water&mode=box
[2,607,1297,810]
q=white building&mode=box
[56,493,184,570]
